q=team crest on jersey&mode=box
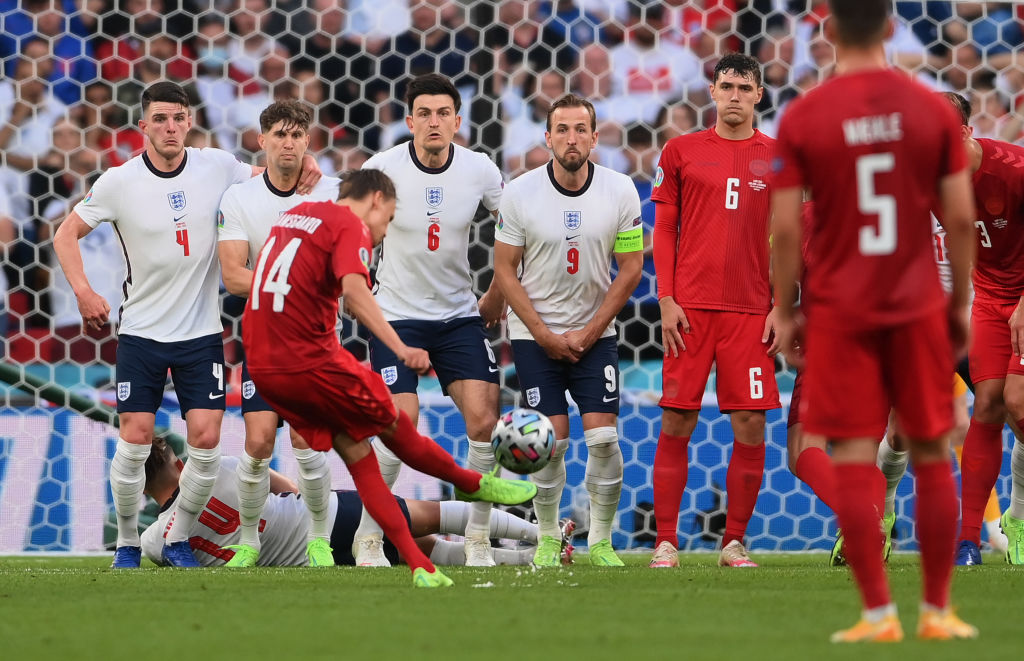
[117,382,131,401]
[749,159,771,177]
[381,366,398,385]
[526,387,541,407]
[564,211,582,230]
[242,380,256,400]
[994,218,1008,229]
[167,191,186,211]
[425,187,443,208]
[359,247,371,268]
[653,166,664,187]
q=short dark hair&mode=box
[259,99,313,133]
[144,437,179,489]
[941,92,971,127]
[337,169,396,202]
[405,73,461,114]
[713,52,763,88]
[827,0,890,47]
[141,81,190,114]
[546,93,597,132]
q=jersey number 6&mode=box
[428,223,440,251]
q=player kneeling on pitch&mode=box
[240,169,537,587]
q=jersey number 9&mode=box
[566,247,579,274]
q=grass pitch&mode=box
[0,553,1016,661]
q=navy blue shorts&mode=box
[510,335,620,417]
[329,490,411,566]
[240,361,282,427]
[115,333,225,418]
[368,316,499,395]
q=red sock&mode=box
[958,419,1004,546]
[835,463,890,609]
[379,411,481,494]
[653,431,689,548]
[915,461,957,609]
[348,450,433,572]
[794,447,838,511]
[723,440,765,548]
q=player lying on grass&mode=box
[140,439,575,567]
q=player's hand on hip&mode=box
[477,290,504,328]
[296,153,323,195]
[538,331,580,363]
[658,297,688,358]
[77,290,110,331]
[1010,299,1024,357]
[399,347,431,374]
[763,307,782,356]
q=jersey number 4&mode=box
[251,236,303,312]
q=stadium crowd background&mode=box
[3,0,1024,389]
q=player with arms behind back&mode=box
[217,100,341,567]
[772,0,977,642]
[353,74,507,566]
[53,81,321,569]
[494,93,644,567]
[650,53,780,570]
[241,169,537,588]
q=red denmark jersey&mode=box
[773,68,967,328]
[970,138,1024,301]
[242,201,373,372]
[652,128,774,314]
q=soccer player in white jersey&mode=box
[140,439,571,567]
[493,93,644,567]
[52,82,321,568]
[351,74,508,567]
[216,100,341,568]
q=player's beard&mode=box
[554,148,588,172]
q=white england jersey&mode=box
[496,161,642,340]
[74,148,251,342]
[365,142,504,321]
[218,172,341,268]
[141,457,339,567]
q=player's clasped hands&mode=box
[398,346,431,375]
[538,330,583,363]
[658,297,690,357]
[77,289,110,331]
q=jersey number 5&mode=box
[251,235,303,312]
[856,153,897,256]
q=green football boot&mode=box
[306,538,336,567]
[829,529,846,567]
[412,567,454,588]
[455,468,537,505]
[1001,510,1024,565]
[532,535,563,568]
[222,544,259,568]
[588,539,625,567]
[882,512,896,563]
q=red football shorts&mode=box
[248,350,398,452]
[969,296,1024,383]
[802,308,953,440]
[660,309,780,412]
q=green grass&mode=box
[0,553,1016,661]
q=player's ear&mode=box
[405,114,414,132]
[884,17,895,40]
[544,131,552,149]
[823,16,836,44]
[257,132,266,150]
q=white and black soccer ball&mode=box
[490,408,556,475]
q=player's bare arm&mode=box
[53,210,110,330]
[218,239,254,298]
[269,468,299,494]
[769,186,805,369]
[762,307,782,357]
[493,239,579,362]
[563,249,642,357]
[477,208,508,327]
[935,168,976,357]
[341,272,430,374]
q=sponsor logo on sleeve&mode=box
[217,210,225,228]
[359,246,370,269]
[496,213,504,231]
[83,188,94,204]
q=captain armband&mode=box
[613,226,643,253]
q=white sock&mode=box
[437,501,538,543]
[352,438,401,539]
[110,438,150,548]
[529,437,569,539]
[876,437,908,517]
[427,539,535,566]
[293,447,332,542]
[1011,439,1024,519]
[465,440,496,538]
[166,444,220,544]
[584,427,622,546]
[864,603,898,623]
[235,451,270,549]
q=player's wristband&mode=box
[614,227,643,253]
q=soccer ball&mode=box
[490,408,556,475]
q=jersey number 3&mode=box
[251,236,303,312]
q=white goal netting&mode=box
[1,0,1019,553]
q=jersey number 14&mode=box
[251,235,302,312]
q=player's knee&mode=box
[188,426,221,449]
[731,410,766,444]
[661,408,698,437]
[972,390,1006,423]
[466,412,499,444]
[1003,384,1024,421]
[245,433,276,459]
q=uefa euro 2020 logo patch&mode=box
[381,366,398,385]
[425,187,443,208]
[653,166,664,187]
[359,246,370,269]
[83,188,94,204]
[497,213,504,231]
[167,191,186,211]
[217,210,225,228]
[564,211,581,230]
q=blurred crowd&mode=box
[3,0,1024,367]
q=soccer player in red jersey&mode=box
[771,0,978,642]
[240,169,537,588]
[650,52,780,570]
[935,92,1024,567]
